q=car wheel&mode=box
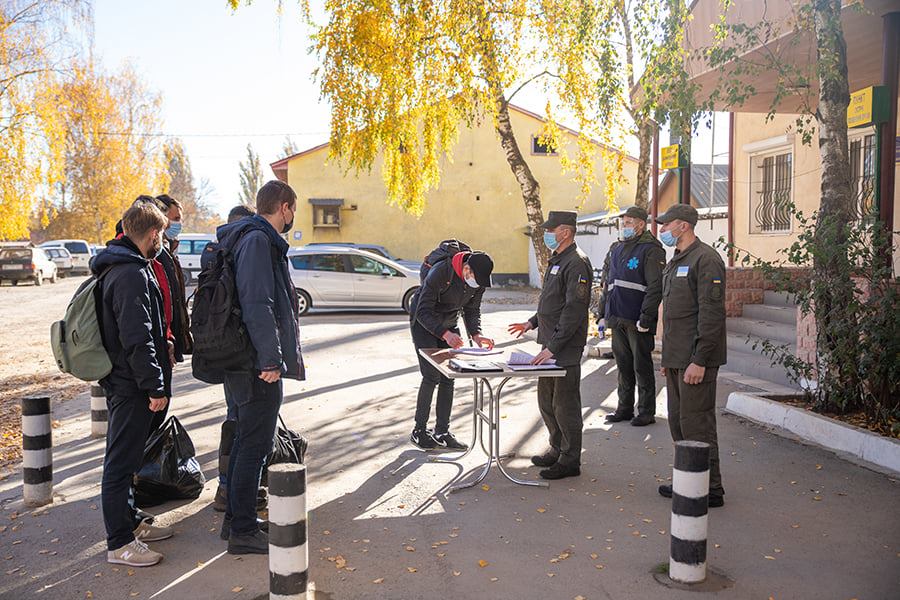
[403,287,419,314]
[50,269,58,284]
[34,272,43,286]
[295,289,312,316]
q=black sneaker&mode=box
[410,428,438,450]
[530,452,559,467]
[658,484,673,498]
[539,463,581,480]
[228,530,269,555]
[220,516,269,541]
[630,415,656,426]
[433,431,468,450]
[604,412,634,423]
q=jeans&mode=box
[536,365,583,467]
[411,320,455,434]
[610,320,656,417]
[223,371,282,536]
[218,377,238,485]
[102,395,156,551]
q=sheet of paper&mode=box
[507,364,562,371]
[508,350,556,366]
[449,347,503,356]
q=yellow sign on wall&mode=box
[661,144,682,170]
[848,86,889,129]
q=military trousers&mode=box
[537,364,583,467]
[610,320,656,417]
[665,367,724,497]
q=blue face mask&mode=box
[543,231,560,251]
[165,222,182,239]
[660,229,678,247]
[621,226,636,240]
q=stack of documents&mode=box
[507,351,559,371]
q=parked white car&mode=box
[43,247,74,277]
[288,246,420,315]
[175,234,216,284]
[39,239,91,275]
[0,247,58,286]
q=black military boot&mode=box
[605,411,634,423]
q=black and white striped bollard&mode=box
[90,383,107,438]
[669,440,710,584]
[268,463,308,599]
[22,396,53,507]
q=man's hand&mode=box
[531,348,554,365]
[596,317,606,328]
[660,366,667,378]
[636,322,649,333]
[472,334,495,350]
[259,369,282,383]
[149,396,168,412]
[442,331,465,349]
[167,340,176,366]
[508,322,532,339]
[683,363,706,385]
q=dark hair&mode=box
[227,205,255,223]
[155,194,182,210]
[256,180,297,216]
[123,202,167,237]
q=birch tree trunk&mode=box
[634,119,655,209]
[495,95,550,280]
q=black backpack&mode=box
[190,235,257,383]
[420,239,471,283]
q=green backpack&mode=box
[51,267,113,382]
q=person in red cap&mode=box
[409,244,495,450]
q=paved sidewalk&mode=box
[0,306,897,599]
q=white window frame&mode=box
[747,139,794,236]
[848,126,877,221]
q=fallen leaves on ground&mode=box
[231,587,243,593]
[478,560,489,568]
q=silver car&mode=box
[43,247,74,277]
[288,246,420,315]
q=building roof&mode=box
[659,164,729,208]
[269,103,639,182]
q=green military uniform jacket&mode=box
[528,243,594,367]
[661,238,727,369]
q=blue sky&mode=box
[92,1,725,220]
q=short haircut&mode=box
[155,194,182,210]
[228,205,255,223]
[123,202,168,238]
[256,180,297,215]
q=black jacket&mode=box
[216,216,305,380]
[410,259,485,340]
[158,239,192,361]
[92,236,172,399]
[528,243,594,367]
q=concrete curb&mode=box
[725,392,900,476]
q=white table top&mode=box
[418,348,567,380]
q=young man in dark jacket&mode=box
[409,250,494,450]
[214,181,304,555]
[94,202,174,567]
[596,206,666,426]
[154,194,192,363]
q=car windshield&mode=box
[64,242,89,254]
[0,249,31,259]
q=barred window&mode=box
[750,150,792,234]
[849,133,877,221]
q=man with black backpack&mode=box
[409,241,494,450]
[194,181,304,555]
[93,202,175,567]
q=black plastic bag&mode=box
[134,416,206,507]
[261,415,307,487]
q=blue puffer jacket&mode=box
[215,216,305,380]
[92,236,172,399]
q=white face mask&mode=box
[465,277,479,288]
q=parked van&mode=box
[40,239,91,275]
[175,233,216,284]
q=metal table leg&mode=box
[492,378,548,488]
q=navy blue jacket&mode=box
[215,216,305,380]
[92,237,172,399]
[598,231,666,332]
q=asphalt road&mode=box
[0,303,897,599]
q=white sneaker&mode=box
[107,539,163,567]
[133,520,174,542]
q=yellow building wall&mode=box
[733,110,900,271]
[283,109,638,275]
